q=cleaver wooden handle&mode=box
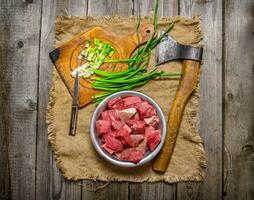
[152,60,200,173]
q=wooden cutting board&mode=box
[49,24,154,108]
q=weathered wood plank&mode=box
[224,0,254,199]
[0,0,42,199]
[81,1,133,199]
[129,1,178,199]
[134,0,178,16]
[177,0,223,199]
[129,182,176,200]
[82,181,128,200]
[57,0,87,16]
[88,0,133,16]
[36,0,58,200]
[50,159,82,200]
[0,2,11,199]
[36,0,86,199]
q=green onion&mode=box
[91,0,180,104]
[104,58,138,63]
[73,38,115,78]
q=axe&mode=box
[152,33,203,173]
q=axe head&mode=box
[155,32,203,65]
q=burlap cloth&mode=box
[47,16,206,183]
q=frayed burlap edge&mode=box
[55,15,203,46]
[47,16,206,183]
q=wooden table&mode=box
[0,0,253,199]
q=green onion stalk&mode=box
[91,0,181,105]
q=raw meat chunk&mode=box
[96,120,111,135]
[147,130,161,151]
[123,96,142,107]
[144,116,160,128]
[130,134,145,147]
[133,112,140,120]
[126,119,146,134]
[123,124,132,133]
[115,127,134,147]
[136,136,147,154]
[144,108,157,118]
[116,148,143,163]
[109,97,125,110]
[111,120,125,130]
[118,108,137,121]
[108,97,122,110]
[136,101,157,118]
[145,125,155,135]
[102,144,115,154]
[101,110,119,121]
[104,134,123,152]
[108,129,117,137]
[119,138,127,145]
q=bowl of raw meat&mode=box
[90,91,166,167]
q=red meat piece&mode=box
[114,102,125,110]
[96,120,111,135]
[116,148,144,163]
[144,126,155,142]
[133,112,140,120]
[145,108,157,118]
[101,110,120,121]
[147,130,161,151]
[136,101,157,118]
[123,124,132,133]
[126,119,146,134]
[115,125,134,147]
[108,97,121,109]
[108,97,125,110]
[111,120,125,130]
[101,144,115,154]
[104,134,123,152]
[130,134,145,147]
[123,96,142,107]
[145,125,155,135]
[144,116,160,128]
[119,138,127,146]
[118,108,137,121]
[136,136,147,154]
[107,129,117,137]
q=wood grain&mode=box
[129,182,176,200]
[134,0,178,16]
[0,0,42,199]
[88,0,133,16]
[153,60,201,172]
[0,2,11,199]
[57,0,87,16]
[82,181,128,200]
[224,0,254,199]
[177,0,223,199]
[36,0,85,200]
[1,0,253,199]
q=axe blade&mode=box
[155,32,203,65]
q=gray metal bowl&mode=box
[90,91,166,168]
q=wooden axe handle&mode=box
[152,60,200,173]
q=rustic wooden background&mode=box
[0,0,253,199]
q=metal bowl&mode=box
[90,91,166,168]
